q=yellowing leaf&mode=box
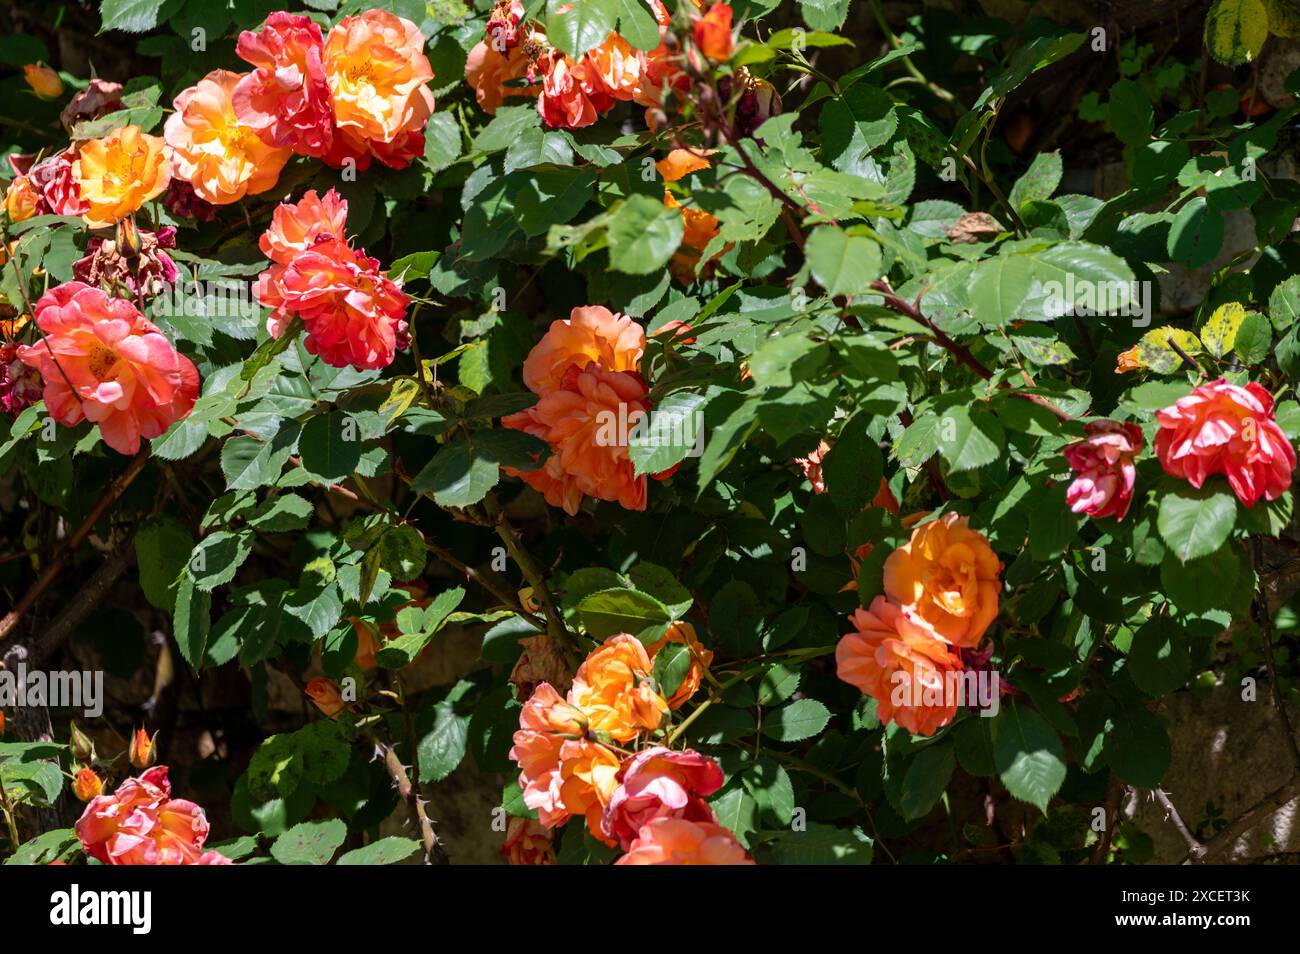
[1264,0,1300,37]
[1200,301,1248,357]
[1115,326,1203,374]
[1205,0,1270,66]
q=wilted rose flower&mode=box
[615,818,754,865]
[1155,378,1296,508]
[15,282,199,455]
[10,148,88,218]
[60,78,123,132]
[487,0,526,52]
[1063,419,1144,521]
[72,224,179,301]
[0,343,42,415]
[162,179,217,223]
[509,634,572,700]
[602,747,724,849]
[75,766,216,865]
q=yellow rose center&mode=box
[87,343,118,381]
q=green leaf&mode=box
[270,819,347,865]
[135,514,194,611]
[173,573,212,669]
[375,525,426,581]
[1008,151,1063,209]
[336,836,420,865]
[1167,197,1224,268]
[652,643,692,700]
[577,587,672,640]
[627,390,708,477]
[1126,615,1190,696]
[422,112,462,174]
[993,703,1067,812]
[416,681,473,783]
[299,412,362,483]
[742,757,795,825]
[1157,484,1237,562]
[768,823,873,863]
[898,741,956,819]
[189,530,254,591]
[1103,706,1171,787]
[937,405,1004,472]
[805,226,882,297]
[607,195,684,275]
[1108,79,1153,145]
[100,0,166,32]
[411,439,499,507]
[762,698,831,742]
[1205,0,1269,66]
[546,0,619,58]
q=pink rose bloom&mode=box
[508,682,586,829]
[1155,378,1297,508]
[615,818,755,865]
[233,12,335,158]
[75,766,216,865]
[1063,420,1144,520]
[8,148,88,217]
[602,747,724,850]
[15,282,199,455]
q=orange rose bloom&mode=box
[24,63,63,99]
[557,738,622,842]
[15,282,199,455]
[646,621,713,709]
[464,41,536,115]
[585,33,647,103]
[72,125,170,229]
[500,816,556,865]
[305,677,346,718]
[882,512,1001,648]
[259,188,350,265]
[568,634,668,741]
[165,69,291,205]
[657,148,714,183]
[615,818,754,865]
[692,3,735,62]
[72,768,104,802]
[837,596,965,736]
[522,305,646,394]
[502,365,652,515]
[5,176,39,222]
[323,10,435,168]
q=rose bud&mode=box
[72,768,104,802]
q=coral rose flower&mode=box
[166,69,292,205]
[259,188,350,265]
[233,12,335,157]
[616,817,754,865]
[692,3,735,62]
[1064,419,1144,520]
[73,125,170,228]
[464,41,537,115]
[1154,378,1296,507]
[323,10,435,169]
[557,738,622,842]
[646,621,713,709]
[537,53,600,129]
[305,677,346,718]
[882,512,1002,648]
[15,282,199,455]
[585,33,647,103]
[522,305,645,394]
[500,816,556,865]
[265,237,410,370]
[510,682,587,828]
[502,365,651,515]
[5,176,39,221]
[836,596,965,736]
[568,633,668,741]
[602,747,724,849]
[75,766,215,865]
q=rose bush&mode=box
[0,0,1299,867]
